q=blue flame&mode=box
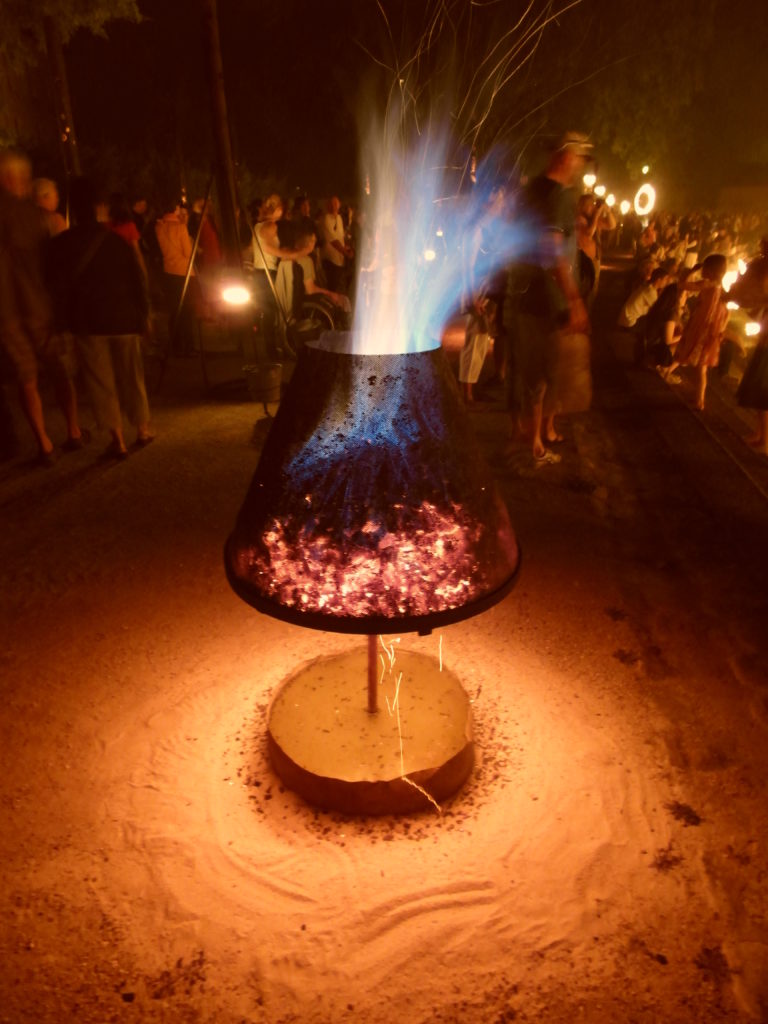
[352,131,529,355]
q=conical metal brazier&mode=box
[225,332,520,635]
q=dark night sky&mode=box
[66,0,377,199]
[61,0,768,209]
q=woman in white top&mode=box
[252,194,311,274]
[250,194,312,357]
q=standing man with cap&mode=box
[506,131,593,463]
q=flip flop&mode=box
[103,441,129,461]
[61,427,92,453]
[534,449,561,466]
[37,449,58,468]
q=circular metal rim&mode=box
[224,534,521,635]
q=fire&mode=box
[235,500,491,619]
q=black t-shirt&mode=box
[514,175,576,319]
[46,224,149,335]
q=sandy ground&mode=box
[1,319,768,1023]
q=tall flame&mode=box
[352,122,522,355]
[347,0,577,355]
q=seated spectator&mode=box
[636,220,658,262]
[274,230,350,327]
[618,267,669,328]
[625,255,657,298]
[643,267,695,375]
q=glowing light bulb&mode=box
[726,301,739,310]
[423,248,437,262]
[745,322,761,337]
[435,228,444,237]
[738,258,747,275]
[642,164,650,175]
[594,184,606,198]
[606,194,615,207]
[620,200,631,216]
[583,173,596,189]
[722,270,738,292]
[634,183,656,217]
[221,284,251,306]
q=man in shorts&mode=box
[0,149,87,464]
[506,132,592,462]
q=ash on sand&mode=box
[2,374,768,1023]
[239,666,513,844]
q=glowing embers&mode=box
[225,335,520,634]
[267,644,473,814]
[234,499,486,620]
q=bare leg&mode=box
[758,412,768,455]
[746,410,768,453]
[531,398,545,459]
[109,427,128,455]
[544,413,563,442]
[19,379,54,455]
[508,414,529,441]
[695,366,707,410]
[53,371,82,441]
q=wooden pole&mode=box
[367,634,378,714]
[201,0,241,272]
[43,16,81,177]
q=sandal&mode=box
[534,449,561,466]
[61,427,92,453]
[103,441,129,461]
[135,434,155,448]
[37,448,58,468]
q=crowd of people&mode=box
[610,214,768,432]
[2,138,767,470]
[458,134,768,465]
[0,146,364,465]
[0,151,157,463]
